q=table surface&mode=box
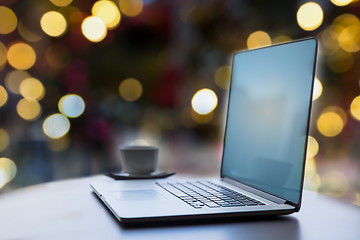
[0,175,359,240]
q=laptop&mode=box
[91,38,318,224]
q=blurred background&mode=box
[0,0,359,205]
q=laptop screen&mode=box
[221,39,317,204]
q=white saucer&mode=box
[105,171,175,180]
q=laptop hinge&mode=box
[222,177,287,204]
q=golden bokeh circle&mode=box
[317,111,344,137]
[81,16,107,42]
[214,66,231,89]
[4,70,30,94]
[19,78,45,100]
[0,85,8,107]
[118,0,143,17]
[338,25,360,53]
[92,0,121,29]
[40,11,67,37]
[50,0,73,7]
[118,78,143,102]
[0,6,17,34]
[350,96,360,121]
[7,42,36,70]
[247,31,272,50]
[297,2,324,31]
[330,0,353,6]
[16,98,42,121]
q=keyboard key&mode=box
[205,202,220,208]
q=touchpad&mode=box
[111,190,164,201]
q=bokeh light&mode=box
[338,25,360,53]
[330,0,353,6]
[0,85,8,107]
[19,78,45,100]
[334,13,359,26]
[247,31,272,49]
[118,0,143,17]
[92,0,121,29]
[0,129,10,152]
[18,21,42,43]
[214,65,231,89]
[312,77,323,101]
[0,42,7,69]
[297,2,323,31]
[4,70,30,94]
[81,16,107,42]
[0,6,17,34]
[43,113,70,139]
[306,136,319,159]
[7,42,36,70]
[40,11,67,37]
[50,0,73,7]
[16,98,42,121]
[350,96,360,121]
[317,110,345,137]
[58,94,85,118]
[0,157,17,189]
[191,88,218,115]
[118,78,143,102]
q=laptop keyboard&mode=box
[156,181,265,209]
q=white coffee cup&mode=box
[120,146,158,175]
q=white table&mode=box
[0,175,359,240]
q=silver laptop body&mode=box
[91,38,318,224]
